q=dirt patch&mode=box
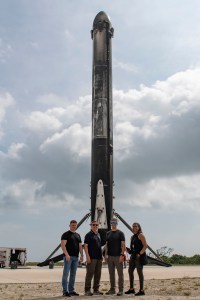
[0,278,200,299]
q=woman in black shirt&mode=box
[125,222,147,296]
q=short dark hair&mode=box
[90,220,98,225]
[111,218,118,222]
[70,220,77,224]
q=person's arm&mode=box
[79,243,83,262]
[104,242,108,261]
[119,240,126,262]
[61,240,70,261]
[84,244,91,264]
[121,240,126,254]
[138,233,147,254]
[120,231,126,255]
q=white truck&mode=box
[0,247,27,268]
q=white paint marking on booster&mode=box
[94,179,107,229]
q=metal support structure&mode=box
[38,209,171,267]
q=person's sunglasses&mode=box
[91,224,98,226]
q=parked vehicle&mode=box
[0,247,27,268]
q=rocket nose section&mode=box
[93,11,112,29]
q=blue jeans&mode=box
[62,256,79,293]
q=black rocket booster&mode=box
[91,11,114,238]
[38,12,171,269]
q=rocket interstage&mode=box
[91,11,114,239]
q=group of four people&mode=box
[61,218,147,297]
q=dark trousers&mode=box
[107,256,124,292]
[85,259,102,292]
[128,256,144,290]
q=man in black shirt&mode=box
[61,220,83,297]
[84,220,103,296]
[105,218,126,296]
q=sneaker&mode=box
[135,290,145,296]
[84,291,93,296]
[125,289,135,294]
[105,290,115,295]
[117,292,124,296]
[93,291,104,295]
[69,291,79,296]
[63,292,71,297]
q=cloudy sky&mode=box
[1,0,200,261]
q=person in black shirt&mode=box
[125,222,147,296]
[61,220,83,297]
[105,218,126,296]
[84,220,103,296]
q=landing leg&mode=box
[113,210,171,267]
[38,212,91,267]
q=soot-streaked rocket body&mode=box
[91,11,114,239]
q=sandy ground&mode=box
[0,266,200,300]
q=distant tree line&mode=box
[148,246,200,265]
[162,254,200,265]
